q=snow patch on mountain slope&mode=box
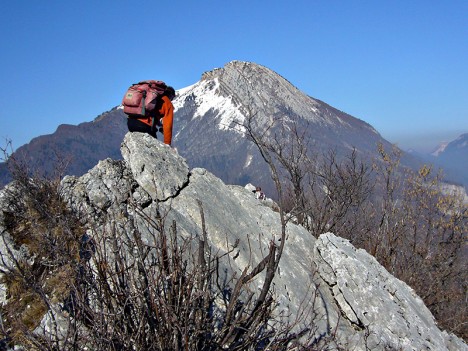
[174,79,246,135]
[431,142,449,156]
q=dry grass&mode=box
[0,165,83,347]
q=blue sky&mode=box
[0,1,467,153]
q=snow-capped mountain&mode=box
[1,61,415,191]
[171,61,412,194]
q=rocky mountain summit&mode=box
[173,61,417,194]
[1,132,464,350]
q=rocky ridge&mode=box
[1,132,462,350]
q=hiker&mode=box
[253,186,266,200]
[127,86,176,146]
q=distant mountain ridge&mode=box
[0,61,429,192]
[0,107,127,186]
[431,133,468,188]
[431,141,449,157]
[406,133,468,190]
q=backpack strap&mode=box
[141,90,147,116]
[150,95,165,134]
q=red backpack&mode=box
[122,80,167,117]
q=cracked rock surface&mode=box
[121,133,190,202]
[314,233,466,351]
[1,132,466,351]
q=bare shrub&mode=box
[0,139,14,162]
[365,144,467,338]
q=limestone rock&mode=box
[314,233,467,351]
[121,132,190,202]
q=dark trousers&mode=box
[127,118,157,138]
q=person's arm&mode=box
[161,96,174,145]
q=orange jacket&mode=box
[159,96,174,145]
[137,95,174,145]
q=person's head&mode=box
[165,86,176,100]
